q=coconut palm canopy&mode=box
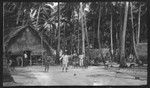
[3,2,147,65]
[4,24,56,56]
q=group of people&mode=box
[6,51,29,72]
[43,51,87,72]
[6,50,87,73]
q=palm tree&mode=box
[55,2,60,64]
[120,2,129,67]
[97,2,106,65]
[130,2,138,63]
[110,13,113,63]
[80,2,85,56]
[137,3,141,44]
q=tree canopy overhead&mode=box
[3,1,148,65]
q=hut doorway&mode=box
[23,50,32,66]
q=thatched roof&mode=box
[4,25,56,56]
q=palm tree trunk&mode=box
[78,28,80,55]
[97,2,105,65]
[80,2,85,56]
[56,2,60,64]
[119,4,123,64]
[130,2,134,29]
[41,30,43,66]
[83,12,90,64]
[16,2,23,24]
[137,3,141,44]
[78,9,80,55]
[120,2,129,67]
[79,2,85,67]
[110,14,113,62]
[97,2,101,51]
[93,21,96,48]
[84,15,89,49]
[130,2,139,61]
[133,30,138,61]
[63,22,66,51]
[58,2,60,52]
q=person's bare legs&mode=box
[62,64,64,72]
[45,66,47,72]
[65,67,68,72]
[65,64,68,72]
[47,66,49,72]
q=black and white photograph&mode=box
[3,1,148,86]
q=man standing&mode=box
[59,52,70,72]
[24,53,28,66]
[43,52,50,72]
[129,53,134,62]
[79,54,84,67]
[44,58,50,72]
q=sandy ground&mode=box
[3,65,147,86]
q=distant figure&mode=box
[43,52,50,72]
[72,55,79,68]
[7,52,16,72]
[8,59,12,71]
[44,58,50,72]
[24,53,28,66]
[8,59,16,72]
[24,53,28,59]
[60,52,71,72]
[79,54,85,67]
[129,54,134,62]
[16,56,23,67]
[83,57,89,68]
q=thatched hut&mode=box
[4,25,56,66]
